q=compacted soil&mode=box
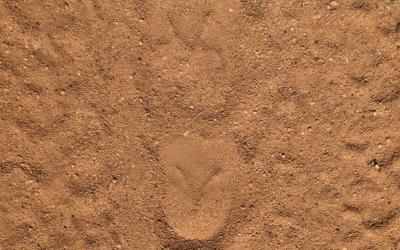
[1,0,400,249]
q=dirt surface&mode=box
[1,0,400,249]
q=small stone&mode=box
[330,1,338,7]
[86,109,95,116]
[229,8,234,12]
[32,40,41,49]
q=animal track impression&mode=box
[161,137,237,240]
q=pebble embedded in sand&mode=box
[32,40,42,49]
[330,1,338,7]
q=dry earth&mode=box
[1,0,400,249]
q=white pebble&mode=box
[330,1,338,7]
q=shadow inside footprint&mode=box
[161,136,237,240]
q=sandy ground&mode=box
[1,0,400,249]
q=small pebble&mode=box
[32,40,41,49]
[86,109,95,116]
[330,1,338,7]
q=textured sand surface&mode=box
[1,0,400,249]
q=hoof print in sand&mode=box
[161,137,236,240]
